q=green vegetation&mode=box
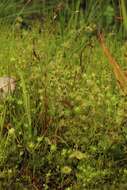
[0,0,127,189]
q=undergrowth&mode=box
[0,1,127,190]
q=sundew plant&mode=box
[0,0,127,189]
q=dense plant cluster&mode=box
[0,18,127,189]
[0,0,127,189]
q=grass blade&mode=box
[120,0,127,32]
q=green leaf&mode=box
[121,0,127,32]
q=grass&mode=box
[120,0,127,33]
[1,4,127,189]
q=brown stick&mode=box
[98,32,127,95]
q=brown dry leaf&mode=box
[98,32,127,95]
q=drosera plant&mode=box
[1,4,127,189]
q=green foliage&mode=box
[103,5,115,25]
[0,1,127,189]
[0,21,127,189]
[120,0,127,35]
